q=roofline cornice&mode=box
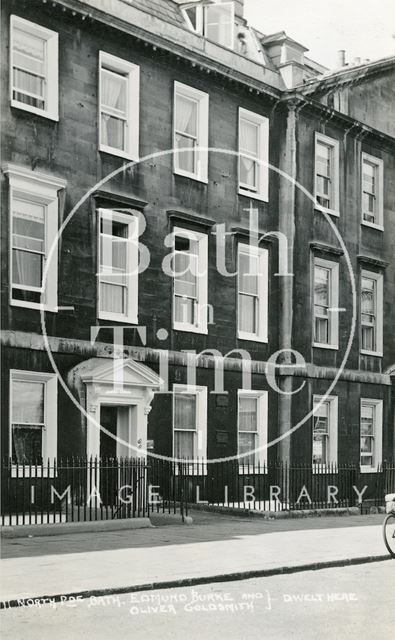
[280,93,395,149]
[46,0,282,100]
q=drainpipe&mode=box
[277,103,297,467]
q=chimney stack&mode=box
[337,49,346,67]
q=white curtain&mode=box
[12,381,44,424]
[176,95,197,136]
[174,394,196,459]
[12,199,45,288]
[239,119,257,187]
[13,28,45,106]
[101,69,126,149]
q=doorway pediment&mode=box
[78,357,162,389]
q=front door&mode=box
[99,405,139,508]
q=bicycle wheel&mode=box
[383,513,395,558]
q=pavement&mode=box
[2,563,394,640]
[0,511,392,605]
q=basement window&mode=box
[182,2,235,49]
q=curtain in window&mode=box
[100,228,127,315]
[13,27,45,108]
[101,69,126,150]
[239,119,258,188]
[360,404,374,465]
[238,397,258,465]
[205,3,234,48]
[239,251,258,334]
[314,266,330,343]
[11,380,45,464]
[175,94,197,173]
[12,427,43,464]
[174,394,196,459]
[12,199,45,289]
[313,402,329,465]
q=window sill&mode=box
[238,188,268,203]
[11,99,59,122]
[361,221,384,232]
[238,331,268,344]
[99,312,138,324]
[11,299,58,313]
[360,349,383,357]
[174,322,208,335]
[360,466,381,474]
[314,206,340,218]
[173,169,208,185]
[99,145,138,163]
[313,342,339,351]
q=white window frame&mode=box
[173,81,209,183]
[314,132,340,217]
[360,269,383,357]
[312,395,338,472]
[182,2,235,50]
[172,384,207,473]
[4,163,66,312]
[237,243,268,343]
[361,153,384,230]
[9,369,58,477]
[10,15,58,121]
[172,226,208,334]
[312,257,339,350]
[99,51,140,161]
[238,390,268,474]
[238,108,269,202]
[360,399,383,473]
[97,208,139,324]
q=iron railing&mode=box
[1,457,394,526]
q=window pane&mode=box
[185,6,198,30]
[100,282,125,314]
[239,252,258,295]
[239,294,257,334]
[360,436,374,453]
[238,432,256,465]
[13,27,46,108]
[315,316,329,344]
[205,3,233,48]
[361,326,374,351]
[175,134,196,173]
[316,143,331,177]
[240,155,257,189]
[12,249,43,288]
[240,119,258,156]
[176,94,197,137]
[239,397,258,431]
[13,199,45,250]
[174,296,195,324]
[313,434,328,465]
[174,431,194,458]
[101,69,127,115]
[174,394,196,431]
[12,380,45,424]
[101,113,125,151]
[361,278,375,314]
[314,267,330,307]
[12,426,43,464]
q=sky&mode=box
[244,0,395,68]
